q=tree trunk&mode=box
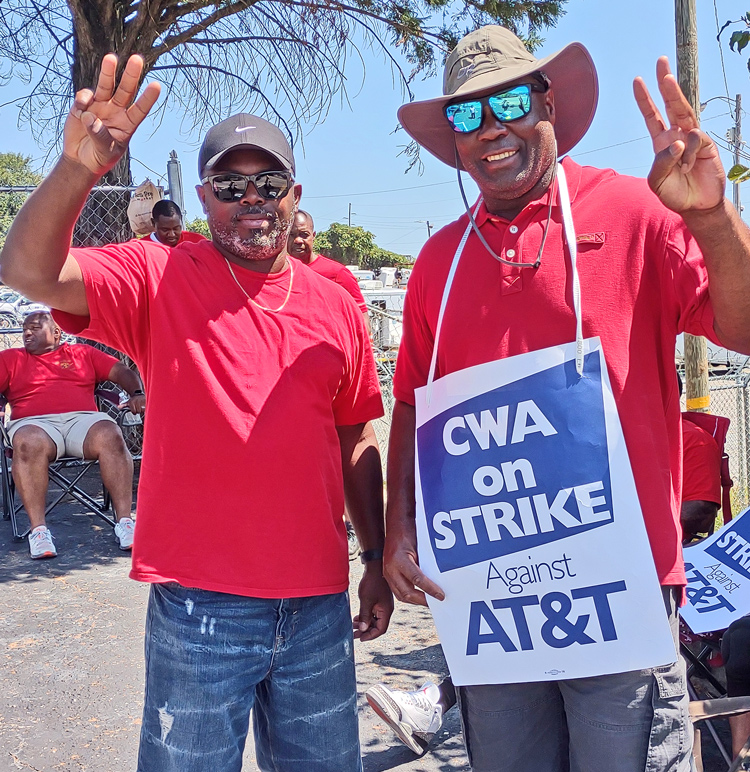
[70,3,135,246]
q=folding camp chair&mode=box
[0,387,136,541]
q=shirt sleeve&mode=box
[682,423,722,504]
[331,302,383,426]
[0,351,13,397]
[84,344,123,382]
[662,215,721,345]
[52,240,165,365]
[334,268,368,312]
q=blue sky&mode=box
[0,0,747,259]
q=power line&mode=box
[305,180,455,200]
[713,0,731,101]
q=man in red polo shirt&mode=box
[385,25,750,772]
[0,54,391,772]
[288,210,371,334]
[150,199,207,247]
[1,311,144,558]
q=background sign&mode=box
[681,508,750,634]
[414,339,676,685]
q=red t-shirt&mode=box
[394,158,719,587]
[148,230,208,245]
[682,419,721,504]
[0,343,118,419]
[54,239,383,598]
[307,254,368,312]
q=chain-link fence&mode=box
[678,355,750,515]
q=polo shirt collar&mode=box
[472,156,583,227]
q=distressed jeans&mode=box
[136,583,362,772]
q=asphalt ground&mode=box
[0,479,732,772]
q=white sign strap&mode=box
[426,164,585,400]
[555,163,584,376]
[425,206,477,406]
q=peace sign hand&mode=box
[633,57,726,214]
[63,54,161,178]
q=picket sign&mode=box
[681,507,750,635]
[412,163,674,686]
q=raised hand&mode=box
[633,57,726,214]
[63,54,161,178]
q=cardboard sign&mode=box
[681,508,750,634]
[414,338,676,685]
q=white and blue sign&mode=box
[681,508,750,635]
[414,338,676,686]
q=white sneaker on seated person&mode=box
[114,517,135,550]
[28,525,57,559]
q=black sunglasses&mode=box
[445,81,549,134]
[201,171,294,202]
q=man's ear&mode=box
[196,184,208,214]
[293,183,302,205]
[545,87,556,125]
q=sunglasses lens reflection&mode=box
[210,173,291,202]
[445,85,533,133]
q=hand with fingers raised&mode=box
[633,57,726,215]
[63,54,161,178]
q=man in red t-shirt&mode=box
[0,55,391,771]
[288,210,371,335]
[384,25,750,772]
[150,199,207,247]
[1,311,144,558]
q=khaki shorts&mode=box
[8,411,117,460]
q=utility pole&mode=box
[166,150,184,214]
[676,0,710,412]
[426,221,433,238]
[348,203,353,227]
[731,94,743,214]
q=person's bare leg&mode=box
[82,421,133,520]
[11,425,57,529]
[729,713,750,758]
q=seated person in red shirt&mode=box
[150,199,207,247]
[1,312,145,559]
[681,417,722,542]
[288,210,371,335]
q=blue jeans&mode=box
[137,583,362,772]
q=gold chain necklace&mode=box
[224,256,295,313]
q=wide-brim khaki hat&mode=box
[398,26,598,168]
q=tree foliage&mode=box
[719,11,750,66]
[0,153,42,249]
[0,0,568,165]
[315,222,412,269]
[185,217,211,238]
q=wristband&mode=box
[360,549,384,564]
[132,389,145,396]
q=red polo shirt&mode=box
[394,157,719,586]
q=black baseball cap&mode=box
[198,114,295,178]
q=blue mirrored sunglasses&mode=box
[444,83,547,134]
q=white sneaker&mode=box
[114,517,135,550]
[365,681,443,754]
[28,526,57,559]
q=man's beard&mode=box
[210,206,296,262]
